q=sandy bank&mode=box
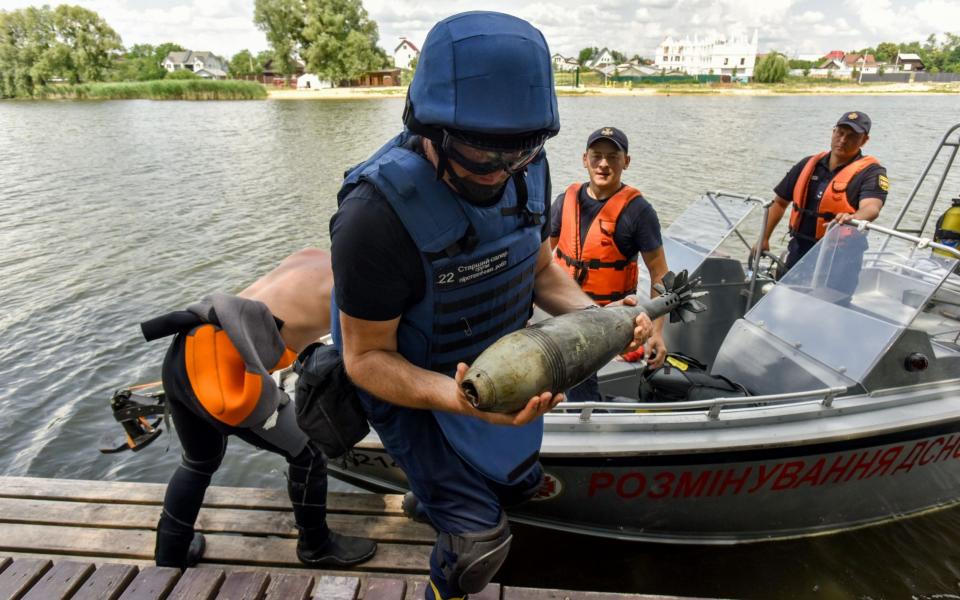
[268,81,960,100]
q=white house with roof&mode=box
[654,31,759,79]
[162,50,228,79]
[551,53,580,72]
[895,53,924,71]
[585,48,616,70]
[393,38,420,69]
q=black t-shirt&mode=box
[774,152,888,241]
[550,183,663,258]
[330,141,552,321]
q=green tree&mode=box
[578,47,598,65]
[875,42,899,63]
[254,0,386,83]
[112,43,179,81]
[50,5,123,83]
[299,0,388,83]
[230,49,261,78]
[610,49,627,63]
[0,4,121,96]
[754,52,788,83]
[253,0,303,77]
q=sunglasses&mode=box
[441,131,543,175]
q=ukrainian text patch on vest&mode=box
[437,248,511,288]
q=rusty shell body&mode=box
[461,289,692,413]
[461,305,640,413]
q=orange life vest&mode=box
[554,183,641,305]
[789,151,879,241]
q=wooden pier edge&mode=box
[0,476,725,600]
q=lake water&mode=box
[2,94,960,599]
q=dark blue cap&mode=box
[836,111,871,134]
[587,126,628,153]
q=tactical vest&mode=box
[554,183,641,305]
[790,151,879,241]
[333,132,547,484]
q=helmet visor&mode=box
[441,131,543,175]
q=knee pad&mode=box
[436,513,512,594]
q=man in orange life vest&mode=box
[551,127,669,401]
[758,111,888,273]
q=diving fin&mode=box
[98,388,165,454]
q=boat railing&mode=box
[855,219,960,260]
[553,385,850,422]
[890,122,960,237]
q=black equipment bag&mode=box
[639,353,749,403]
[293,343,369,459]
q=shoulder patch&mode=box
[878,174,889,192]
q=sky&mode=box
[1,0,959,60]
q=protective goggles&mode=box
[441,131,543,175]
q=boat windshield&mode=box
[660,193,758,274]
[745,225,960,382]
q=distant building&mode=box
[585,48,616,70]
[654,31,759,79]
[823,50,845,62]
[895,53,925,71]
[843,53,878,74]
[393,38,420,69]
[601,63,659,77]
[162,50,228,79]
[552,53,579,72]
[343,68,403,87]
[297,73,332,89]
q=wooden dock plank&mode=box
[117,566,180,600]
[264,573,312,600]
[71,563,139,600]
[311,575,359,600]
[168,568,224,600]
[363,577,406,600]
[21,560,94,600]
[0,477,403,515]
[215,571,269,600]
[0,552,414,585]
[0,558,51,600]
[0,524,429,574]
[0,497,434,544]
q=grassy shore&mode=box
[38,80,268,100]
[267,80,960,100]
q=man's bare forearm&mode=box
[533,261,595,316]
[345,347,465,414]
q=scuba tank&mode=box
[933,197,960,258]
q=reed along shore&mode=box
[37,80,268,100]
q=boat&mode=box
[327,124,960,544]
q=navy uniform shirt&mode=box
[550,183,663,258]
[331,141,553,322]
[774,151,888,243]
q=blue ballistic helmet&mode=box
[403,11,560,151]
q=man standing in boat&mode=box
[329,12,653,600]
[551,127,669,402]
[144,249,377,569]
[758,111,888,274]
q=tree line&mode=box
[1,1,389,98]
